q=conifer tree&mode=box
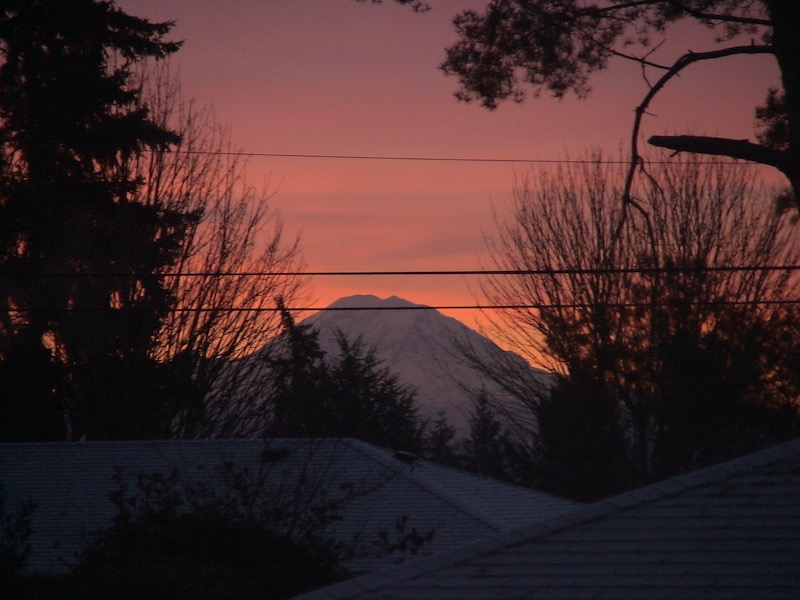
[0,1,193,439]
[423,411,458,465]
[265,308,423,451]
[267,307,331,438]
[326,333,421,451]
[463,389,512,480]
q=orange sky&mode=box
[119,0,784,331]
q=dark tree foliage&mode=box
[267,308,424,452]
[0,333,62,441]
[479,157,800,500]
[74,512,338,600]
[66,466,345,600]
[390,0,800,207]
[461,388,515,481]
[326,333,422,451]
[456,381,635,500]
[756,87,789,152]
[533,374,636,502]
[0,484,34,596]
[422,410,458,465]
[358,0,430,14]
[443,0,619,106]
[268,308,331,438]
[0,1,197,440]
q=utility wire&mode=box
[5,265,800,278]
[7,268,799,310]
[7,299,800,313]
[169,149,756,166]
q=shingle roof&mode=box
[0,438,578,576]
[296,438,800,599]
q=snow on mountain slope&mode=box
[303,295,542,436]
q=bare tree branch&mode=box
[128,63,307,438]
[664,0,771,26]
[477,155,800,494]
[608,46,671,71]
[587,0,770,26]
[625,44,774,207]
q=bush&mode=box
[67,467,345,600]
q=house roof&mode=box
[296,438,800,599]
[0,438,578,576]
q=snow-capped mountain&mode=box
[301,295,543,436]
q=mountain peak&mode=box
[303,294,542,437]
[325,295,426,310]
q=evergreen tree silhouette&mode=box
[0,1,195,439]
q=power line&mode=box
[183,150,563,164]
[168,265,800,277]
[192,299,800,311]
[6,265,800,278]
[170,149,757,166]
[7,299,800,313]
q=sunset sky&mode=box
[119,0,783,329]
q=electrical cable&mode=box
[5,265,800,278]
[167,149,761,166]
[6,298,800,313]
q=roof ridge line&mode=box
[295,437,800,599]
[344,439,505,531]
